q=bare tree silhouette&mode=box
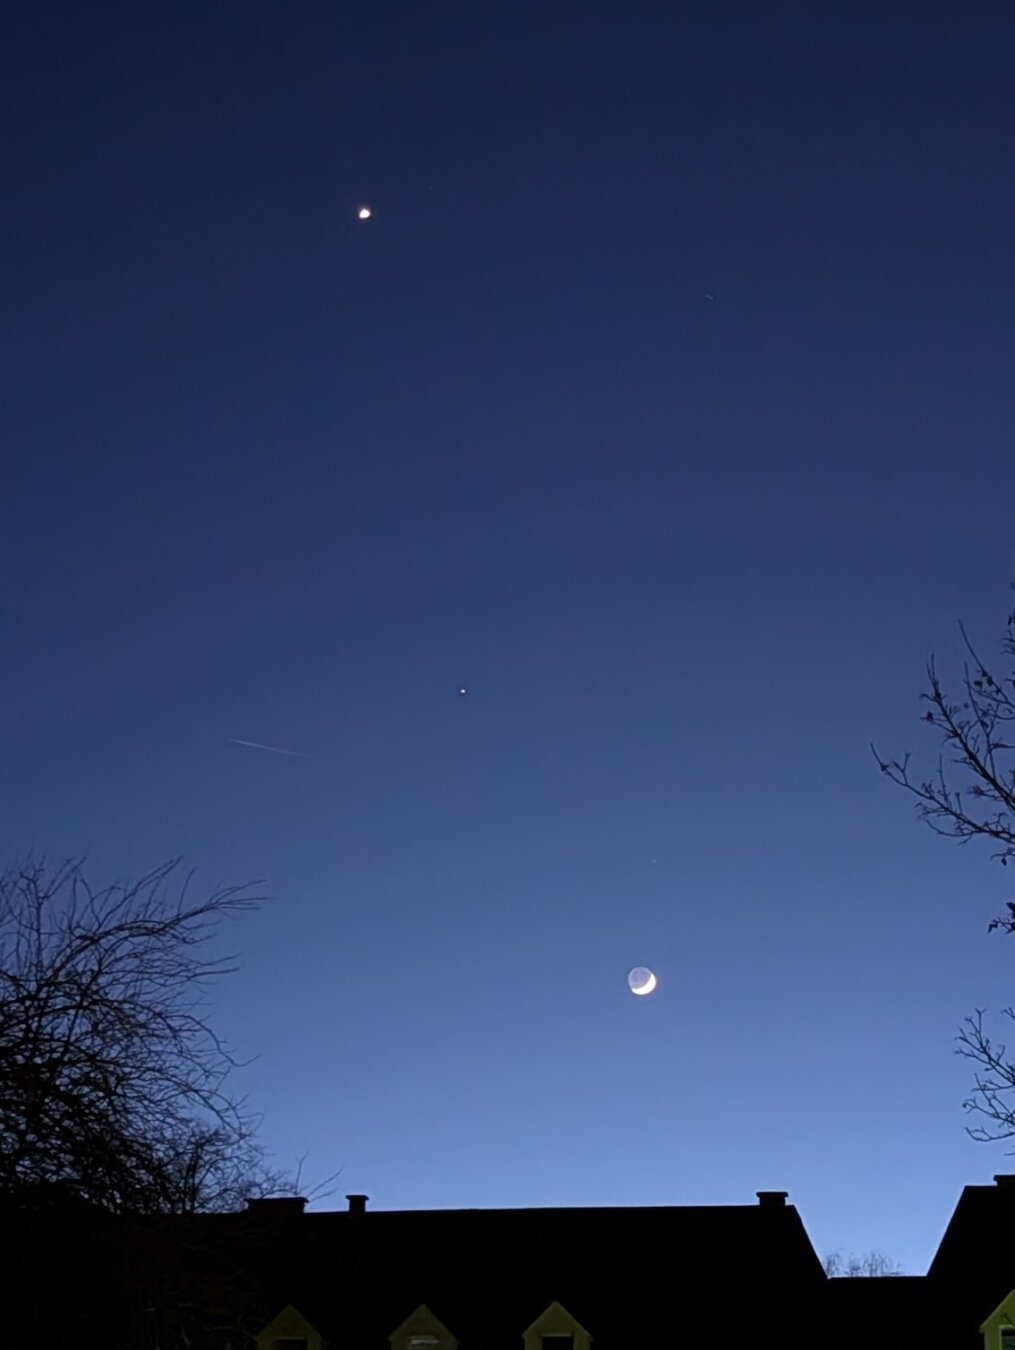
[823,1249,904,1277]
[873,598,1015,1149]
[0,856,338,1347]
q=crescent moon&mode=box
[630,970,657,996]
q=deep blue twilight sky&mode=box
[3,1,1015,1275]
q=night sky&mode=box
[3,1,1015,1276]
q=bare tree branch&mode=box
[0,856,287,1215]
[870,599,1015,937]
[0,855,342,1346]
[873,598,1015,1152]
[823,1249,904,1277]
[956,1008,1015,1145]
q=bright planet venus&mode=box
[628,967,657,996]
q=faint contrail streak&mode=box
[229,738,307,757]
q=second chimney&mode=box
[346,1193,369,1214]
[756,1191,788,1208]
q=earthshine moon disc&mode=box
[628,967,657,996]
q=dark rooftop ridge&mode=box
[245,1196,308,1215]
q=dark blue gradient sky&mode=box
[3,1,1015,1273]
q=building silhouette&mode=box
[7,1177,1015,1349]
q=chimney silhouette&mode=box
[346,1193,369,1214]
[756,1191,788,1208]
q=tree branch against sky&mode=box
[0,855,341,1347]
[872,598,1015,934]
[0,856,291,1213]
[823,1249,904,1277]
[872,597,1015,1149]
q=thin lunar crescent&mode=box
[628,967,657,996]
